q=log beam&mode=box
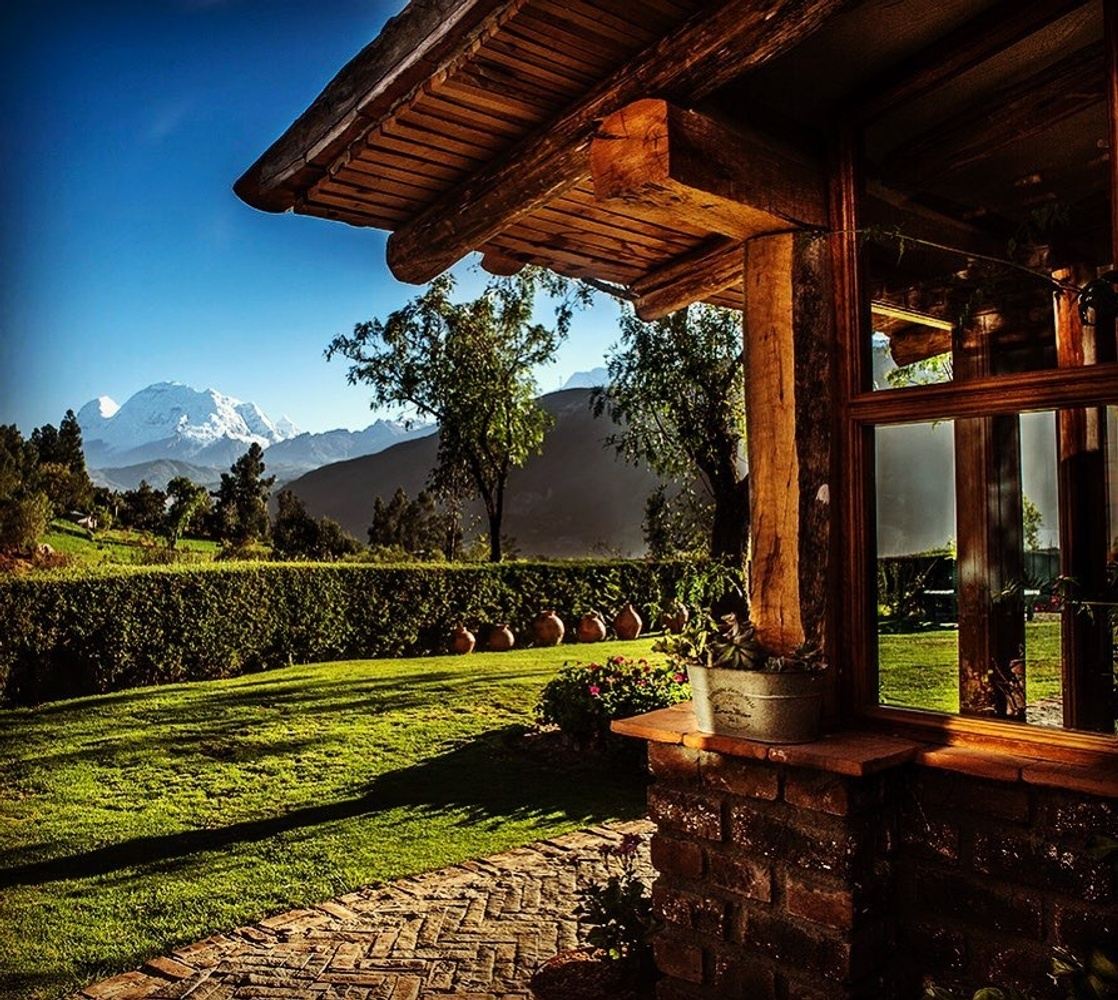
[385,0,846,284]
[631,237,742,320]
[743,231,835,654]
[479,249,525,276]
[590,99,826,239]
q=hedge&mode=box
[0,560,705,705]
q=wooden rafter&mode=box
[630,236,742,320]
[384,0,847,284]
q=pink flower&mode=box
[589,684,601,697]
[673,672,687,684]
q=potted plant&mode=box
[658,613,824,744]
[531,833,655,1000]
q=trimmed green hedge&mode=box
[0,560,702,704]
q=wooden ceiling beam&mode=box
[853,0,1089,124]
[385,0,847,284]
[590,99,827,239]
[631,236,743,320]
[882,41,1106,185]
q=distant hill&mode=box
[90,459,224,493]
[283,389,662,558]
[561,367,608,390]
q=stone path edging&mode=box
[75,820,654,1000]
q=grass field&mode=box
[0,640,656,1000]
[44,521,222,568]
[878,618,1063,713]
[0,624,1070,999]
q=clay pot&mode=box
[532,610,565,647]
[486,624,515,652]
[530,948,641,1000]
[450,624,476,655]
[660,602,690,635]
[613,603,643,641]
[576,612,608,643]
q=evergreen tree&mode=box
[120,481,167,532]
[162,477,211,548]
[212,443,275,544]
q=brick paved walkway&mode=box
[75,820,654,1000]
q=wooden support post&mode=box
[1053,265,1116,732]
[742,232,834,654]
[953,313,1026,719]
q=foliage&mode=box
[642,485,709,559]
[577,833,654,964]
[0,491,52,554]
[1022,495,1044,552]
[535,655,689,749]
[925,987,1032,1000]
[368,487,459,559]
[0,640,657,1000]
[27,410,94,514]
[212,443,275,544]
[0,560,701,704]
[162,477,211,549]
[655,612,824,674]
[593,304,749,564]
[327,268,589,562]
[118,481,167,532]
[272,489,360,561]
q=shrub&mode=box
[0,491,51,553]
[536,655,690,749]
[0,560,703,704]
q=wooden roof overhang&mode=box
[235,0,1106,325]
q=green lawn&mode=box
[879,618,1063,713]
[43,521,222,568]
[0,640,658,1000]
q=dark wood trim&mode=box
[1108,0,1118,259]
[861,705,1118,767]
[829,129,877,722]
[852,0,1089,125]
[847,364,1118,425]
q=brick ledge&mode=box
[612,703,1118,795]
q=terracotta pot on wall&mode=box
[487,624,515,652]
[614,603,643,641]
[660,603,690,635]
[532,610,565,647]
[576,612,608,643]
[450,624,476,655]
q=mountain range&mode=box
[78,382,432,488]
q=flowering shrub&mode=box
[535,655,690,748]
[577,833,653,965]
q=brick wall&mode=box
[644,743,1116,1000]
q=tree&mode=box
[163,477,211,549]
[0,491,51,553]
[643,485,710,559]
[327,269,585,561]
[368,487,456,559]
[212,443,275,544]
[120,481,167,532]
[593,304,750,565]
[27,410,93,514]
[1022,495,1043,552]
[272,489,360,560]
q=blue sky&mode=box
[0,0,619,435]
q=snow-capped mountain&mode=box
[75,382,433,480]
[78,382,299,469]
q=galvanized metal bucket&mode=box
[689,665,823,744]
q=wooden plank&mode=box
[853,0,1089,124]
[631,236,742,320]
[480,249,526,275]
[386,0,846,283]
[236,0,518,210]
[589,99,826,239]
[743,231,834,655]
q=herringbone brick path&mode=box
[75,820,653,1000]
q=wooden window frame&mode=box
[830,1,1118,763]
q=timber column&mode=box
[742,231,835,655]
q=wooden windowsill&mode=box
[612,702,1118,796]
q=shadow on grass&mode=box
[0,726,645,889]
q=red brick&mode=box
[727,803,863,879]
[648,786,723,841]
[972,830,1113,903]
[652,883,728,939]
[913,869,1042,939]
[784,875,855,931]
[738,909,852,980]
[700,752,780,801]
[918,772,1031,824]
[708,949,778,1000]
[1040,792,1118,836]
[902,921,966,975]
[654,933,704,984]
[784,771,858,816]
[651,833,705,880]
[1051,900,1118,953]
[650,743,701,785]
[707,850,773,902]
